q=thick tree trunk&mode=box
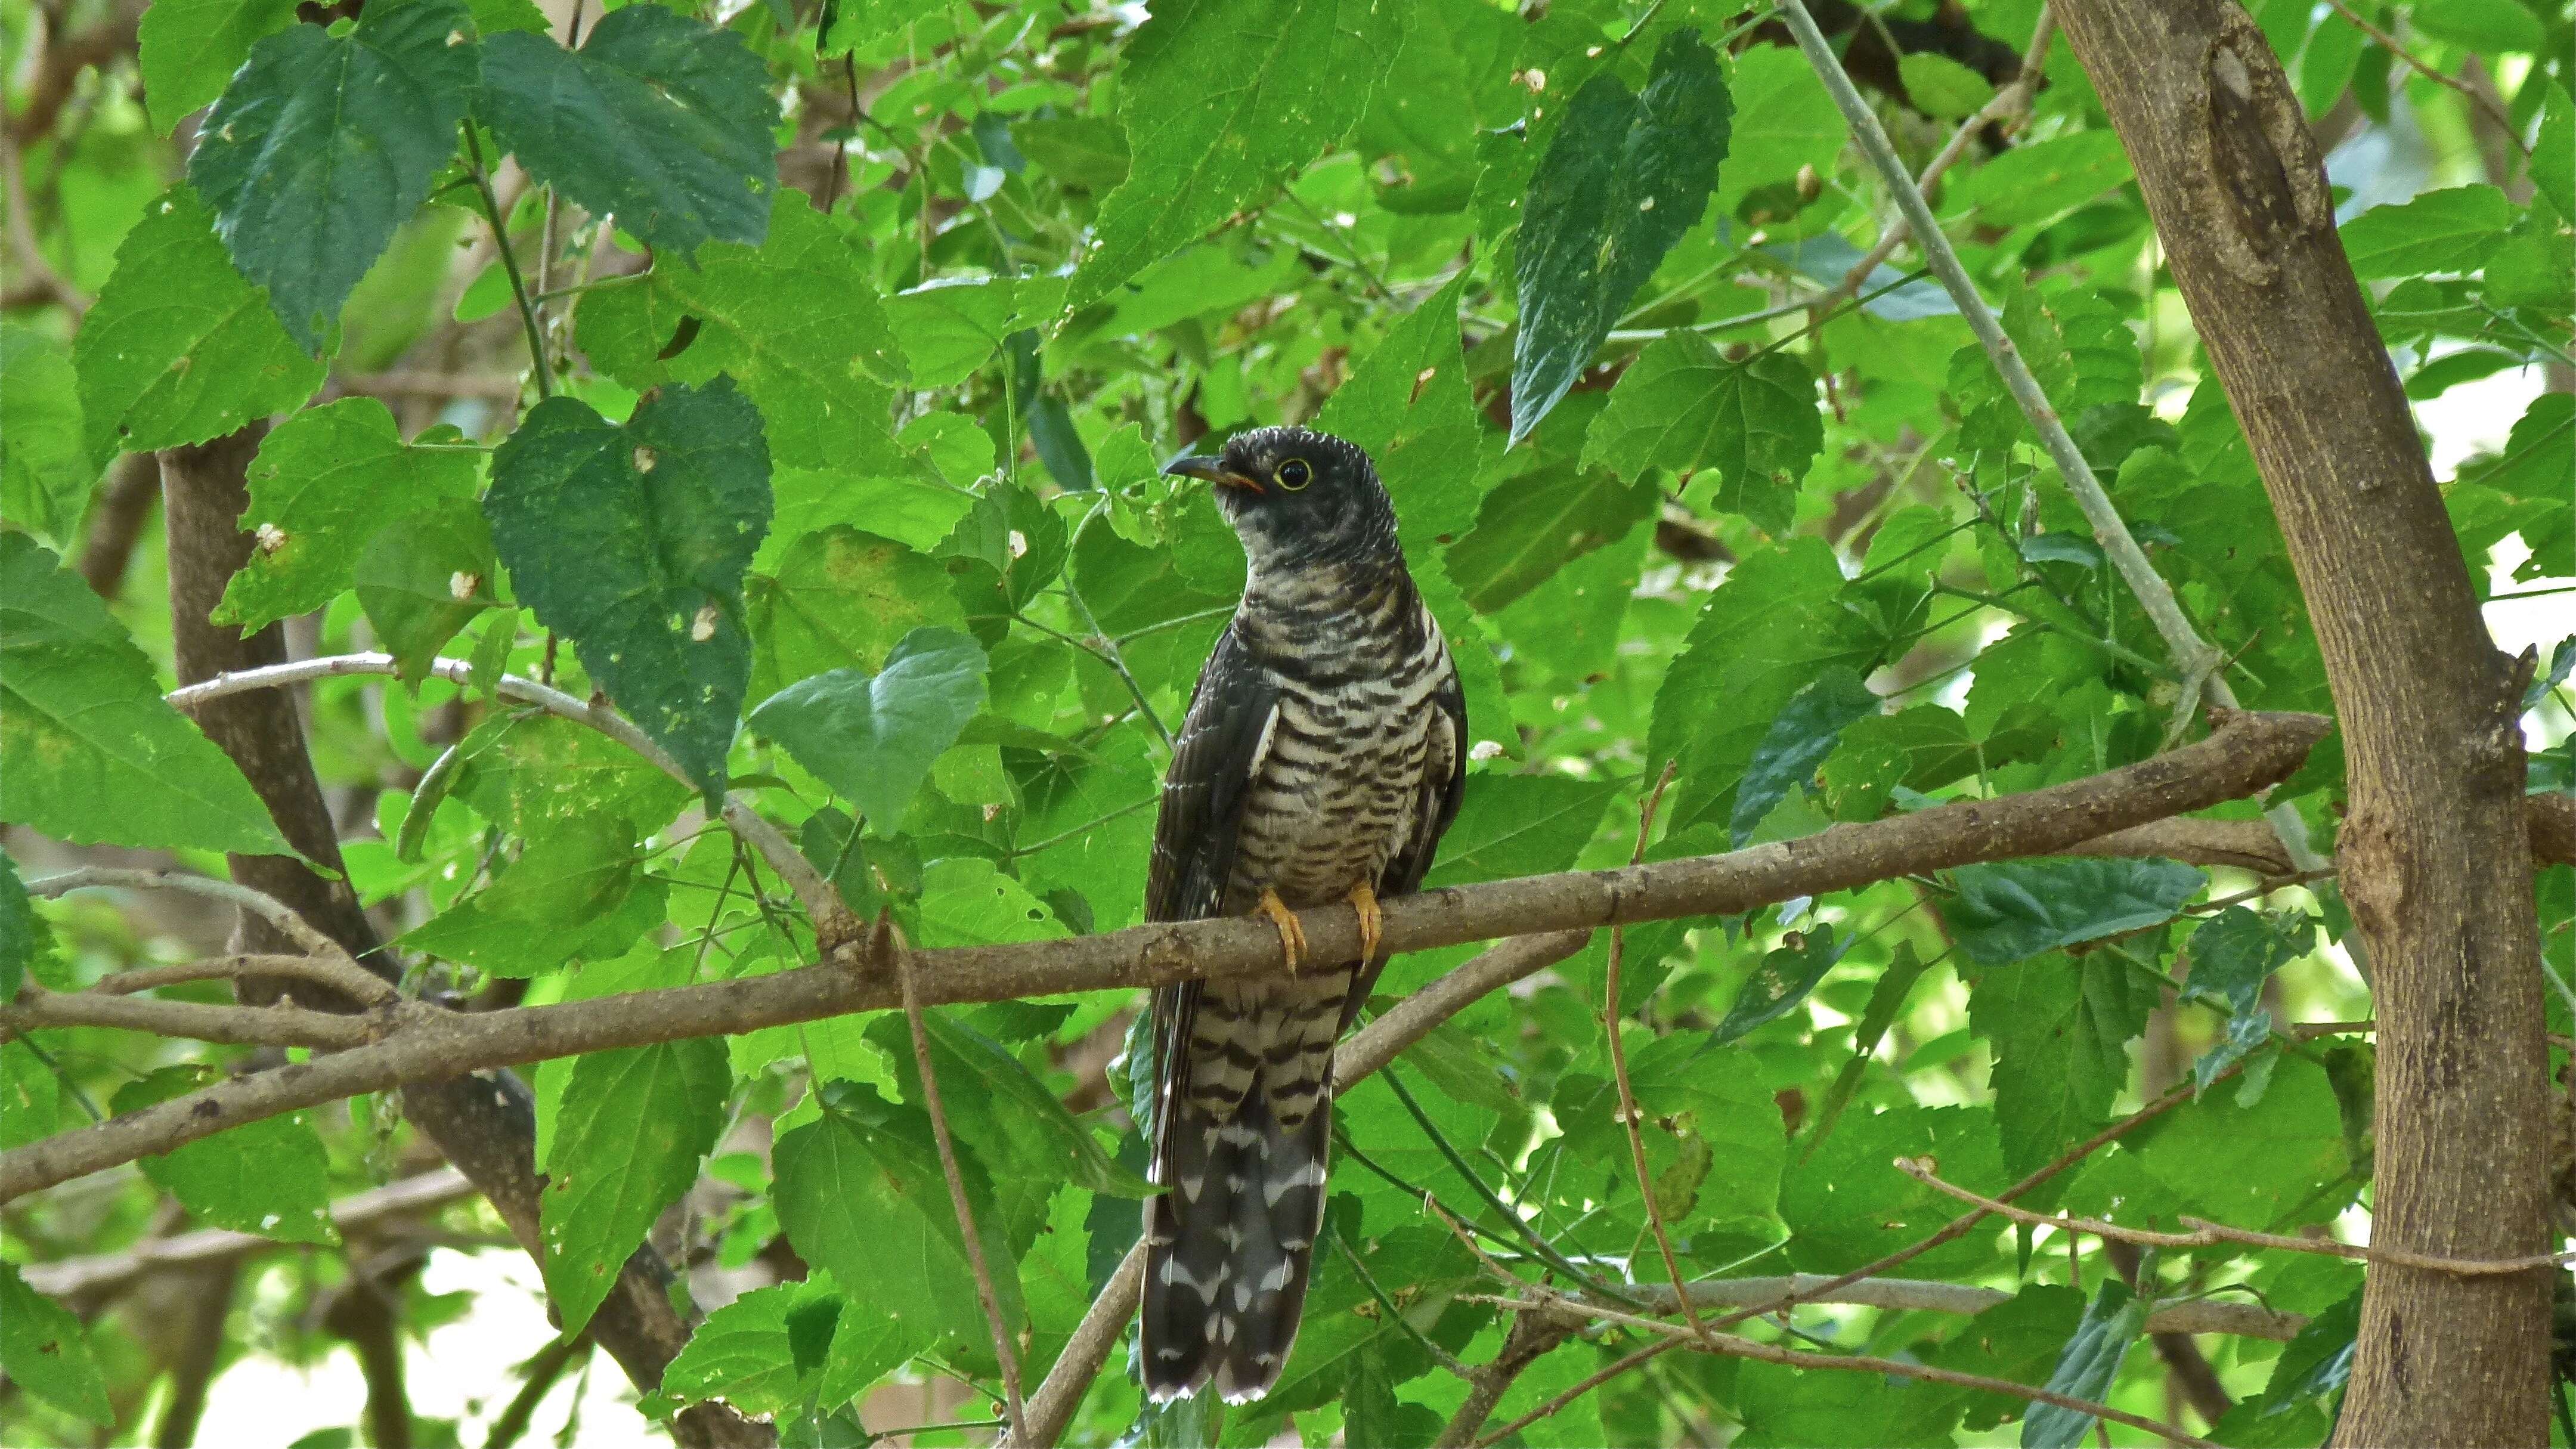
[158,433,775,1449]
[2048,5,2554,1444]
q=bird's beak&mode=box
[1164,455,1262,493]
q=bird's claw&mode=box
[1254,888,1308,973]
[1346,881,1383,965]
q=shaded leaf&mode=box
[479,4,776,258]
[187,0,479,352]
[1510,27,1732,444]
[1730,665,1878,847]
[1584,335,1819,534]
[2021,1280,2145,1448]
[1709,929,1849,1046]
[1942,858,2207,966]
[136,0,299,134]
[1422,774,1617,888]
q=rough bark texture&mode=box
[2049,6,2554,1444]
[156,435,774,1449]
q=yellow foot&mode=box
[1346,880,1383,965]
[1253,888,1308,973]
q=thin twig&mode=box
[29,868,391,1003]
[88,953,380,1000]
[1603,763,1700,1340]
[892,925,1029,1442]
[1497,1284,2224,1449]
[459,125,552,400]
[1899,1158,2576,1276]
[2318,0,2529,159]
[1435,1309,1580,1448]
[1774,0,2332,888]
[1,986,379,1050]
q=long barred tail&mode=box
[1141,973,1347,1402]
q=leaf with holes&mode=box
[215,398,484,633]
[484,381,772,797]
[1510,27,1732,445]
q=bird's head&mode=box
[1163,426,1398,574]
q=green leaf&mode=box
[0,850,42,1005]
[1730,665,1878,847]
[2532,84,2574,229]
[1969,952,2157,1175]
[0,327,94,546]
[868,1010,1155,1199]
[1942,858,2208,965]
[355,497,502,685]
[2246,1286,2360,1416]
[575,190,909,472]
[772,1078,1024,1350]
[1420,774,1617,888]
[478,4,776,258]
[748,626,989,829]
[187,0,479,353]
[1898,51,1995,120]
[0,533,293,856]
[1928,1286,2085,1431]
[2407,0,2546,52]
[1954,132,2133,227]
[1311,271,1487,547]
[1714,42,1840,203]
[72,185,328,460]
[2021,1280,2145,1448]
[448,711,692,837]
[747,527,969,698]
[2337,184,2513,278]
[1510,27,1732,444]
[1064,0,1407,312]
[1782,1103,2009,1275]
[215,398,484,632]
[137,0,299,134]
[484,380,773,796]
[1583,336,1818,533]
[0,1037,65,1151]
[915,857,1072,948]
[1444,461,1657,613]
[1710,930,1849,1046]
[113,1065,339,1243]
[662,1273,846,1415]
[0,1264,112,1426]
[2184,906,2315,1016]
[1649,538,1881,837]
[540,1037,731,1334]
[886,273,1064,390]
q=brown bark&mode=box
[2048,7,2555,1444]
[76,453,160,603]
[155,434,772,1449]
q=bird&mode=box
[1139,424,1468,1404]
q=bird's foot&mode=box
[1345,880,1383,965]
[1253,888,1308,973]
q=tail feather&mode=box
[1141,976,1343,1403]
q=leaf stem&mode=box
[459,125,553,402]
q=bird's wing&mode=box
[1342,648,1468,1030]
[1145,620,1275,926]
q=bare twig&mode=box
[87,953,374,998]
[1619,1274,2302,1340]
[2318,0,2529,158]
[1497,1284,2224,1449]
[1898,1157,2576,1275]
[29,868,391,1003]
[1602,763,1701,1337]
[1436,1309,1581,1448]
[1,714,2328,1203]
[1776,0,2332,885]
[28,1170,475,1305]
[892,927,1029,1442]
[1006,930,1597,1447]
[484,1334,591,1449]
[1,985,380,1049]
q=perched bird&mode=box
[1141,425,1467,1403]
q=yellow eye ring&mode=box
[1276,457,1312,490]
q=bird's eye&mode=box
[1276,457,1312,490]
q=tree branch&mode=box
[1435,1308,1580,1449]
[0,711,2327,1203]
[1619,1274,2302,1340]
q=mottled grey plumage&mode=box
[1141,426,1467,1404]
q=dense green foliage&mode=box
[1,0,2570,1444]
